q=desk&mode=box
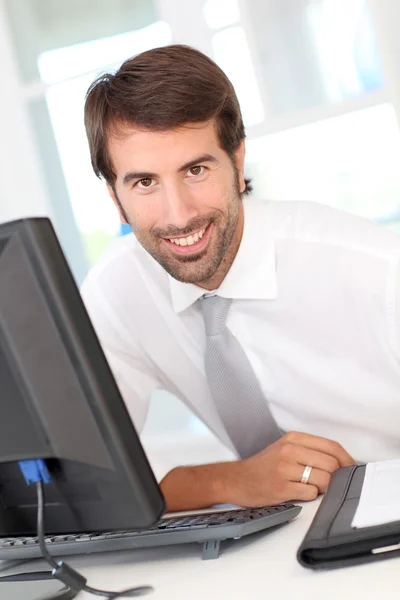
[1,426,397,600]
[3,497,393,600]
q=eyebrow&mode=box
[122,153,218,186]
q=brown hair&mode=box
[84,44,251,192]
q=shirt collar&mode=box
[168,197,277,313]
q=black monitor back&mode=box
[0,218,165,536]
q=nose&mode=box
[161,182,198,230]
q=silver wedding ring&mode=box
[301,465,313,485]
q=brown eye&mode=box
[138,178,153,187]
[189,166,203,176]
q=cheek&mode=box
[192,178,231,208]
[128,199,162,232]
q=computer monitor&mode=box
[0,217,165,537]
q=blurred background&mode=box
[1,0,400,467]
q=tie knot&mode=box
[200,295,232,336]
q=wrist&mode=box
[211,459,246,505]
[159,459,247,511]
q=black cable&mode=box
[37,481,59,570]
[35,481,153,599]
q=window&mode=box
[244,0,383,116]
[38,22,172,265]
[246,103,400,229]
[4,0,169,276]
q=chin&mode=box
[167,262,218,284]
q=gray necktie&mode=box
[200,295,281,459]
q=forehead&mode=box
[108,120,224,176]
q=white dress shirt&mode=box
[81,198,400,479]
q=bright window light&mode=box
[307,0,383,102]
[203,0,241,30]
[212,26,264,127]
[38,21,172,84]
[246,103,400,223]
[38,22,172,237]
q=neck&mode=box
[196,204,244,291]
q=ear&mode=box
[234,140,246,193]
[107,183,128,224]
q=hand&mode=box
[225,431,356,507]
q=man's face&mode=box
[107,120,246,285]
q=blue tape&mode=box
[19,459,51,485]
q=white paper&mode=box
[352,459,400,528]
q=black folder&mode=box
[298,464,400,569]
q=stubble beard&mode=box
[114,178,242,285]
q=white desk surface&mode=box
[47,497,394,600]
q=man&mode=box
[82,45,400,512]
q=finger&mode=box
[282,432,355,467]
[291,446,340,474]
[283,462,331,493]
[292,464,331,493]
[287,482,319,502]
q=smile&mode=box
[168,226,207,247]
[163,224,212,254]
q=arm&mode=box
[160,461,240,512]
[161,432,355,511]
[81,278,355,510]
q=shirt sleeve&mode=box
[80,273,173,481]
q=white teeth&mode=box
[169,227,207,247]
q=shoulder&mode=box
[81,233,168,310]
[260,199,400,260]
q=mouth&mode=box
[162,223,213,255]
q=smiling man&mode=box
[81,45,400,511]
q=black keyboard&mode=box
[0,503,301,560]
